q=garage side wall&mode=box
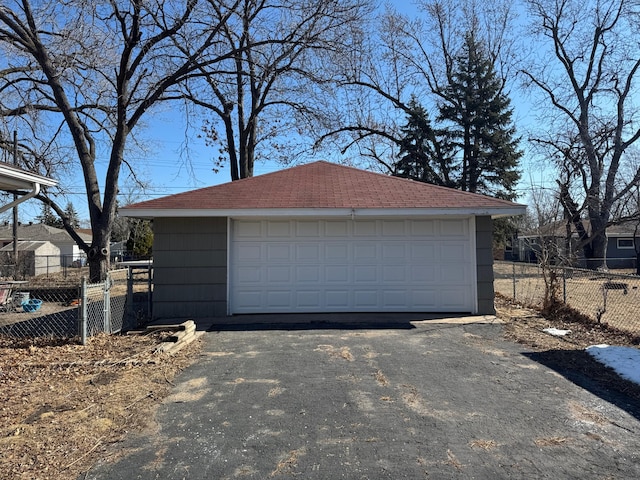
[475,216,496,315]
[153,217,227,319]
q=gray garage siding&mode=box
[153,217,228,319]
[475,216,496,315]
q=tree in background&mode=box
[126,219,153,258]
[438,32,521,200]
[191,0,370,180]
[315,0,519,176]
[63,202,80,230]
[0,0,242,281]
[36,204,61,228]
[522,0,640,268]
[393,97,456,186]
[393,33,522,201]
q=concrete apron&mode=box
[149,313,502,332]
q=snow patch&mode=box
[586,345,640,386]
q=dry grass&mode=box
[534,436,570,447]
[469,439,498,450]
[0,332,202,480]
[270,447,307,477]
[374,369,389,386]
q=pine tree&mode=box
[438,32,522,200]
[394,98,456,187]
[36,204,63,228]
[63,202,80,229]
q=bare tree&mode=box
[0,0,242,281]
[521,0,640,269]
[314,0,520,174]
[182,0,371,180]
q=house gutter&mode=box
[0,181,41,214]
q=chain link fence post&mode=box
[512,261,516,300]
[125,266,134,331]
[80,276,88,345]
[103,272,111,333]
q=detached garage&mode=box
[122,161,525,320]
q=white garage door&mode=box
[229,218,474,314]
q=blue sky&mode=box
[8,0,547,225]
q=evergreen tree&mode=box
[36,204,63,228]
[438,32,522,200]
[63,202,80,229]
[126,219,153,258]
[394,98,456,187]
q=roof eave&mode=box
[121,206,527,219]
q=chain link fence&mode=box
[0,267,152,343]
[495,261,640,335]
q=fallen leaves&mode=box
[0,332,202,480]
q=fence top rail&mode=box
[496,261,640,280]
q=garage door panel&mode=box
[326,265,348,282]
[383,265,406,282]
[296,221,320,236]
[326,290,349,308]
[237,243,262,260]
[354,265,377,282]
[235,290,262,308]
[237,266,261,283]
[296,244,320,261]
[441,288,471,309]
[236,221,262,237]
[411,289,438,308]
[383,290,407,307]
[230,219,474,313]
[382,220,405,236]
[354,243,377,260]
[440,219,467,236]
[440,243,469,261]
[440,266,469,283]
[266,244,291,260]
[325,221,348,236]
[354,290,378,308]
[325,243,348,261]
[382,243,406,260]
[296,291,321,308]
[267,266,290,283]
[267,221,290,237]
[411,243,436,261]
[266,291,291,307]
[354,221,376,236]
[296,266,320,282]
[411,220,436,236]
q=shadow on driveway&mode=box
[524,349,640,422]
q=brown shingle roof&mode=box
[123,161,524,212]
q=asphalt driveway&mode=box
[87,317,640,479]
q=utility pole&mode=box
[13,131,18,277]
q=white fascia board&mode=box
[121,206,526,219]
[0,164,58,189]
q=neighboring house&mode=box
[515,221,640,269]
[0,240,61,276]
[122,161,526,320]
[0,223,91,268]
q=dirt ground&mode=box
[1,296,639,480]
[0,332,203,480]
